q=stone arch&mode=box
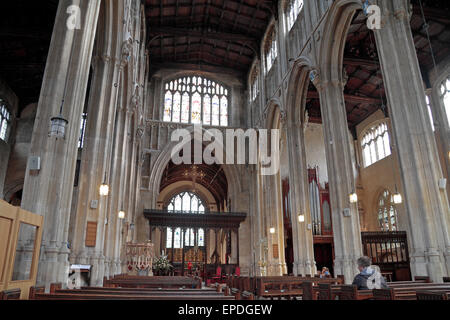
[148,126,246,210]
[319,0,362,83]
[286,56,315,126]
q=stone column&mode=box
[70,51,123,286]
[286,122,316,276]
[428,88,450,201]
[372,0,450,281]
[20,0,101,287]
[313,75,363,283]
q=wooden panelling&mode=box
[85,222,97,247]
[0,217,12,283]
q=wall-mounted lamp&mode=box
[99,173,109,196]
[392,185,403,204]
[298,214,305,223]
[99,183,110,196]
[118,210,125,219]
[269,227,276,234]
[349,192,358,204]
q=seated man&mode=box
[352,256,388,290]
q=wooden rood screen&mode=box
[0,200,43,299]
[361,231,411,281]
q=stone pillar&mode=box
[286,122,316,276]
[70,51,123,286]
[372,1,450,281]
[428,88,450,201]
[313,76,363,283]
[20,0,101,287]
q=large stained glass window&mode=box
[166,192,206,249]
[163,76,229,126]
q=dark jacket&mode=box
[352,266,388,290]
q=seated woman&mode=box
[352,256,388,290]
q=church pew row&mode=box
[0,288,21,300]
[103,275,202,289]
[224,276,345,300]
[373,284,450,300]
[303,279,436,300]
[29,284,235,300]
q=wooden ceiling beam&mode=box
[307,91,382,105]
[149,62,245,77]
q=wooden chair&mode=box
[318,283,333,300]
[0,289,21,300]
[301,281,314,300]
[29,286,45,300]
[373,288,395,300]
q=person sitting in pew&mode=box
[352,256,388,290]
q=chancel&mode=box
[0,0,449,302]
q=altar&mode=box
[144,209,246,279]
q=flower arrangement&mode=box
[153,252,173,275]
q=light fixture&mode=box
[49,116,69,138]
[269,227,276,234]
[349,192,358,204]
[298,214,305,223]
[99,183,109,196]
[392,186,403,204]
[118,210,125,219]
[99,173,109,196]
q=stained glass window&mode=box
[166,192,206,249]
[249,66,259,101]
[377,190,399,231]
[0,100,11,142]
[163,76,229,126]
[425,96,435,132]
[361,121,392,167]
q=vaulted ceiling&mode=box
[145,0,277,77]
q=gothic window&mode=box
[264,27,278,74]
[78,113,87,149]
[0,100,11,142]
[439,76,450,126]
[249,66,259,101]
[377,190,399,231]
[361,121,392,168]
[286,0,304,31]
[166,192,205,249]
[163,76,229,126]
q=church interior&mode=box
[0,0,450,301]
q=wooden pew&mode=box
[31,282,235,300]
[104,276,202,289]
[338,285,373,300]
[416,291,449,300]
[443,277,450,283]
[32,293,235,300]
[29,286,45,300]
[0,289,21,300]
[373,284,450,300]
